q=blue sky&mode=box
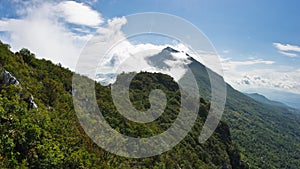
[0,0,300,97]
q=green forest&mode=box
[0,41,246,168]
[0,40,299,169]
[188,56,300,169]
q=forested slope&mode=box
[0,41,245,168]
[188,56,300,169]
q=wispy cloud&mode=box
[273,42,300,57]
[273,42,300,52]
[223,59,274,68]
[279,51,297,58]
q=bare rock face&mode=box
[1,70,37,109]
[1,70,19,85]
[28,94,38,109]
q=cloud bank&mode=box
[0,1,102,69]
[221,57,300,94]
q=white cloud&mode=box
[238,70,300,94]
[273,42,300,57]
[71,14,193,83]
[221,57,300,94]
[2,1,299,95]
[90,22,192,83]
[273,42,300,52]
[0,1,104,70]
[279,51,297,57]
[222,58,274,71]
[56,1,103,27]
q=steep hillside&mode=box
[0,41,245,168]
[188,56,300,169]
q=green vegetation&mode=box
[188,57,300,169]
[1,40,299,169]
[0,41,245,168]
[224,86,300,169]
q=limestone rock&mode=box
[1,70,19,85]
[28,94,38,109]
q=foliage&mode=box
[189,57,300,169]
[0,40,245,168]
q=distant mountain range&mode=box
[244,92,300,115]
[244,88,300,110]
[245,93,288,108]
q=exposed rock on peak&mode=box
[162,46,179,53]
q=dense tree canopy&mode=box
[1,40,299,169]
[0,41,245,168]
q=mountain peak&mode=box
[162,46,179,53]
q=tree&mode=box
[18,48,35,64]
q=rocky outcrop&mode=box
[1,70,19,85]
[1,70,37,109]
[28,94,38,109]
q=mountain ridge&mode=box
[245,92,288,108]
[187,50,300,168]
[245,88,300,110]
[97,46,300,168]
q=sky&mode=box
[0,0,300,97]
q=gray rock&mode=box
[28,94,38,109]
[1,70,37,109]
[1,70,19,85]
